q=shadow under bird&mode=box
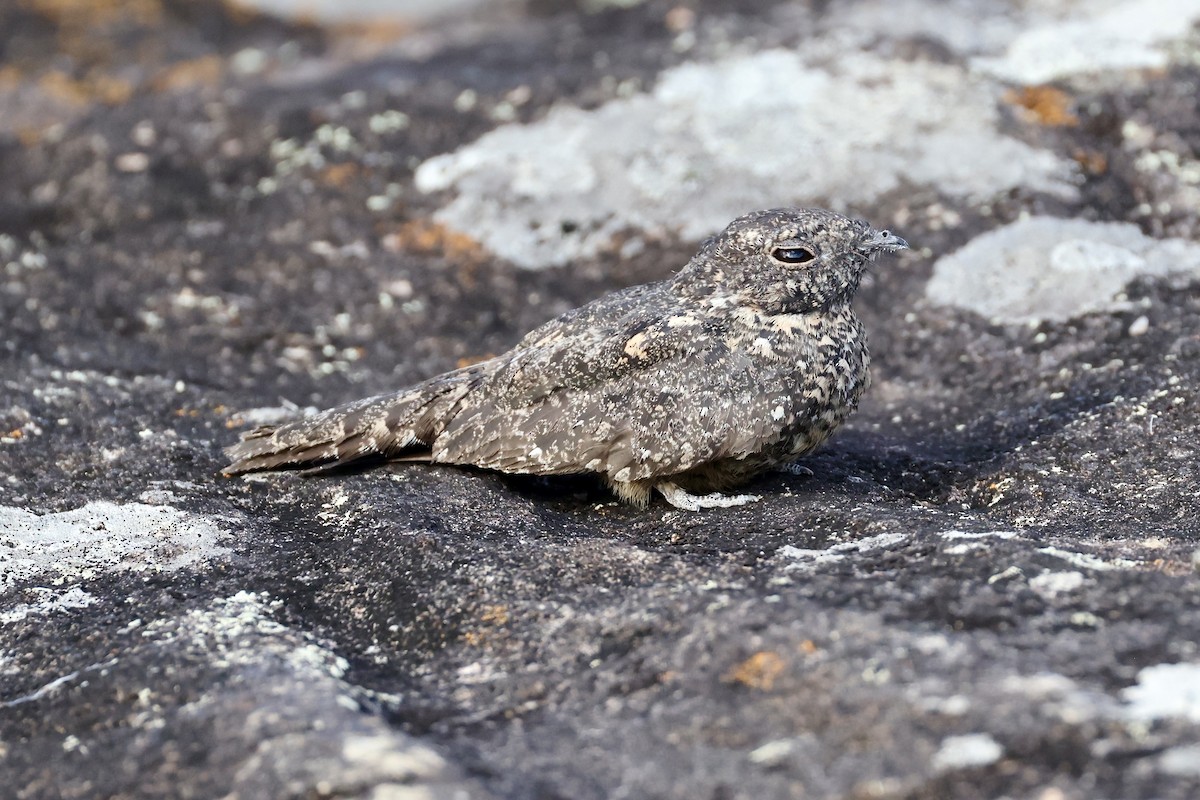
[223,208,908,510]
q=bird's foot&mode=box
[777,462,814,477]
[656,482,762,511]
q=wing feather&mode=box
[432,328,801,481]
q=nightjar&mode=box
[223,208,907,510]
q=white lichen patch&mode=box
[1036,545,1141,572]
[779,532,909,571]
[1159,744,1200,777]
[132,591,459,793]
[972,0,1200,84]
[926,217,1200,323]
[416,50,1076,268]
[997,672,1121,723]
[0,501,232,595]
[1028,570,1086,599]
[826,0,1026,56]
[931,733,1004,772]
[0,586,96,625]
[141,591,347,678]
[1121,662,1200,723]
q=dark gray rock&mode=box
[2,2,1199,798]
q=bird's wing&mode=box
[432,316,801,480]
[223,282,670,476]
[512,282,663,352]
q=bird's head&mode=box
[677,208,908,313]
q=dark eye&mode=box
[771,246,816,264]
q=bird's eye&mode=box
[771,246,816,265]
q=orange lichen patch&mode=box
[1151,557,1193,577]
[1073,148,1109,175]
[798,639,819,655]
[462,605,512,647]
[383,219,488,264]
[6,429,24,440]
[20,1,168,96]
[220,0,268,25]
[36,70,91,106]
[1004,85,1079,127]
[328,19,416,58]
[722,651,787,690]
[332,19,414,43]
[21,0,163,27]
[318,162,361,188]
[88,73,135,105]
[16,128,47,147]
[174,408,202,418]
[37,69,133,106]
[0,66,22,89]
[152,55,225,92]
[479,605,510,626]
[665,6,697,33]
[456,354,495,369]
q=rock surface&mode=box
[2,1,1200,798]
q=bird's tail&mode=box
[221,366,484,475]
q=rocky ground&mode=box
[2,0,1200,798]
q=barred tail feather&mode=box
[221,370,480,475]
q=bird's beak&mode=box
[863,229,909,254]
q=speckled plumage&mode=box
[223,208,907,510]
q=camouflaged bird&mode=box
[223,208,907,510]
